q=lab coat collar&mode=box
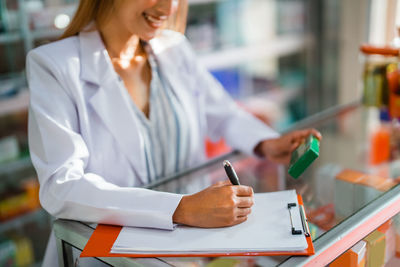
[78,28,185,88]
[79,29,117,85]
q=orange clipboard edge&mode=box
[81,195,315,258]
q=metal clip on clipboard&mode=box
[287,203,310,237]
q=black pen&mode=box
[223,160,240,185]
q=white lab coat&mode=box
[27,29,279,266]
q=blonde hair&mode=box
[60,0,188,39]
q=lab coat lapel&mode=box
[79,30,148,184]
[89,81,148,184]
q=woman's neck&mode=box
[99,20,145,65]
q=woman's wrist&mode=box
[172,195,190,225]
[254,140,272,158]
[254,141,263,157]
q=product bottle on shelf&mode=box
[386,62,400,118]
[363,61,388,107]
[368,109,391,166]
[360,43,400,167]
[360,44,398,110]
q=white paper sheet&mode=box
[111,190,308,254]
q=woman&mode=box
[27,0,321,265]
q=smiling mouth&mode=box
[143,13,168,29]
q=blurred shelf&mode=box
[199,35,310,70]
[0,157,32,176]
[0,208,47,234]
[241,86,302,108]
[31,28,63,40]
[0,32,22,44]
[252,86,301,104]
[0,28,64,43]
[0,89,29,116]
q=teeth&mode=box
[144,13,167,26]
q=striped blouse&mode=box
[128,47,190,183]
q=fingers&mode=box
[236,207,252,217]
[287,128,322,148]
[227,216,248,226]
[227,211,251,227]
[234,185,254,196]
[289,129,309,141]
[235,196,254,208]
[181,184,254,228]
[309,129,322,140]
[290,141,300,151]
[213,180,231,187]
[294,128,322,140]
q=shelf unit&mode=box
[0,156,31,176]
[0,2,51,264]
[0,32,21,43]
[199,34,309,70]
[0,89,29,116]
[31,28,63,40]
[0,208,47,234]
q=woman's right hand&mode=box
[172,181,254,228]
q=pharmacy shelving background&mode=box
[0,0,313,119]
[0,0,336,265]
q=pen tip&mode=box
[223,160,230,167]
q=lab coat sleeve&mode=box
[181,38,280,156]
[27,50,182,230]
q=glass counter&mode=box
[53,101,400,266]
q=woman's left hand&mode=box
[255,128,322,165]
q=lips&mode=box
[143,13,168,28]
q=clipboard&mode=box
[81,194,314,258]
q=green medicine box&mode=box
[288,135,320,179]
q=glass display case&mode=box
[53,101,400,266]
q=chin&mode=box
[140,31,159,41]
